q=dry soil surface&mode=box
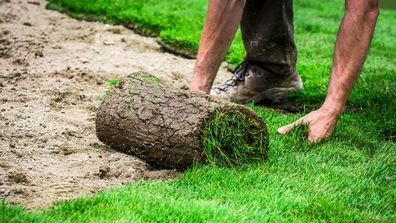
[0,0,231,208]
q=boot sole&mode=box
[243,86,301,104]
[211,75,303,104]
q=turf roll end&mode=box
[203,107,269,167]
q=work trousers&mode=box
[241,0,297,76]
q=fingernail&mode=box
[277,128,284,134]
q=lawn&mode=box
[2,0,395,222]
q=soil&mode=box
[0,0,231,208]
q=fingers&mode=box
[307,133,321,143]
[307,126,332,144]
[277,117,304,135]
[277,123,294,135]
[279,121,323,144]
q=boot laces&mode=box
[215,61,250,92]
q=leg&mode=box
[241,0,297,76]
[211,0,302,103]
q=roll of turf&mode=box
[96,72,269,169]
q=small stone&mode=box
[103,40,115,46]
[23,22,32,27]
[9,143,15,148]
[81,58,89,64]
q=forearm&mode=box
[190,0,245,93]
[323,0,379,115]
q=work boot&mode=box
[211,61,303,104]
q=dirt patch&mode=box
[0,0,231,208]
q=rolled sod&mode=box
[96,72,269,169]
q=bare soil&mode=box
[0,0,231,208]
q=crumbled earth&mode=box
[0,0,231,208]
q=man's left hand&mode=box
[277,107,341,143]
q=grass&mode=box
[104,79,120,95]
[203,107,268,167]
[1,0,395,222]
[0,201,46,223]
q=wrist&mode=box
[321,99,345,118]
[322,82,349,117]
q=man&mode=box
[189,0,379,143]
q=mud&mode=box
[0,0,231,208]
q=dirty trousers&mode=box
[241,0,297,76]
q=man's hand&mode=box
[189,76,211,94]
[277,106,341,143]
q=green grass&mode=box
[104,79,120,95]
[2,0,395,222]
[0,201,46,223]
[203,107,268,167]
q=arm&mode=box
[278,0,379,143]
[189,0,246,93]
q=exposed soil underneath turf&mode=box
[0,0,232,208]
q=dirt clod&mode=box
[7,170,30,184]
[35,50,43,57]
[98,166,110,179]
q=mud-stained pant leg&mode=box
[241,0,297,76]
